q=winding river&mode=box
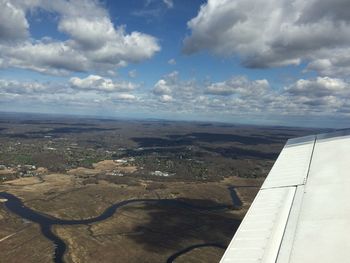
[0,186,243,263]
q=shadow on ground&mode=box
[131,132,280,148]
[126,198,241,253]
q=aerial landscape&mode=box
[0,113,326,262]
[0,0,348,262]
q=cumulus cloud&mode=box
[0,0,28,41]
[0,79,48,94]
[2,74,350,122]
[184,0,350,77]
[160,94,173,102]
[70,75,138,92]
[152,71,197,103]
[152,71,180,95]
[0,40,89,75]
[243,76,350,115]
[286,77,348,97]
[206,76,269,96]
[306,50,350,78]
[113,93,136,101]
[0,0,160,75]
[0,77,140,112]
[149,72,350,117]
[279,76,349,113]
[298,0,350,23]
[58,17,116,51]
[153,79,172,95]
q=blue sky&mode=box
[0,0,350,128]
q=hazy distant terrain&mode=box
[0,113,326,262]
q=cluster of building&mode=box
[150,170,170,177]
[0,164,48,181]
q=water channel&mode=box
[0,186,244,263]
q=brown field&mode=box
[0,171,261,263]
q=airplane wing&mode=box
[221,131,350,263]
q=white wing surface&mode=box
[221,131,350,263]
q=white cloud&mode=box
[58,17,117,51]
[2,74,350,123]
[0,79,48,94]
[160,94,173,102]
[145,0,173,9]
[70,75,138,92]
[282,77,349,112]
[0,0,160,75]
[113,93,136,101]
[206,76,269,96]
[168,58,176,65]
[152,71,179,94]
[0,0,28,41]
[0,40,88,75]
[163,0,173,8]
[151,71,199,105]
[149,73,350,117]
[128,70,137,78]
[153,79,172,95]
[306,49,350,78]
[184,0,350,77]
[286,77,348,97]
